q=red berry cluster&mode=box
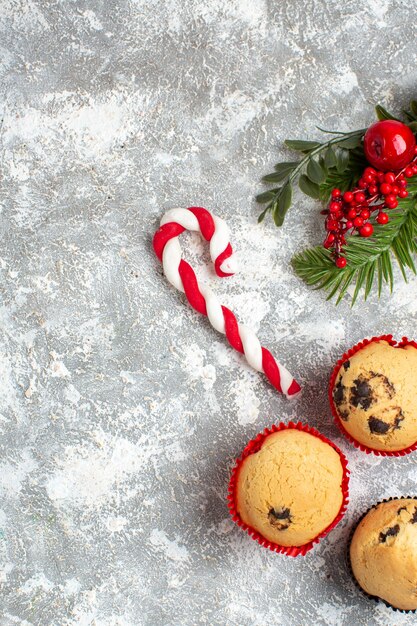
[324,148,417,268]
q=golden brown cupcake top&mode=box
[236,429,344,547]
[332,341,417,451]
[350,498,417,611]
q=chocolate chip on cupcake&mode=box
[350,498,417,612]
[330,337,417,454]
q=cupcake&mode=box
[330,336,417,455]
[350,498,417,612]
[228,422,349,556]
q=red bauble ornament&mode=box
[364,120,416,171]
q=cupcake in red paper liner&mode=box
[227,422,349,557]
[349,497,417,613]
[329,335,417,456]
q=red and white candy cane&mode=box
[153,207,301,399]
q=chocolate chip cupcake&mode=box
[350,498,417,612]
[228,422,349,556]
[330,336,417,455]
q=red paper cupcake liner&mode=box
[347,496,417,613]
[227,421,350,557]
[329,335,417,457]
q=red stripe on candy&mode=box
[153,222,185,260]
[222,306,244,353]
[214,243,234,277]
[187,207,215,241]
[178,259,207,316]
[287,379,301,396]
[261,347,282,393]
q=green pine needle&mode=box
[292,179,417,306]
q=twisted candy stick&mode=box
[153,207,301,398]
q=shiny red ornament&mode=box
[364,120,416,171]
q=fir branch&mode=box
[292,178,417,305]
[258,100,417,226]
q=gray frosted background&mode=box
[1,0,417,624]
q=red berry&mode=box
[355,192,366,203]
[347,208,357,219]
[323,233,335,248]
[336,257,347,268]
[412,165,417,174]
[384,172,396,184]
[385,198,398,209]
[353,217,364,228]
[343,191,353,203]
[368,185,378,195]
[364,167,377,177]
[360,209,370,219]
[329,201,341,213]
[377,171,385,182]
[385,193,397,204]
[331,189,341,198]
[358,178,368,189]
[380,183,392,195]
[398,189,408,198]
[363,173,374,184]
[326,219,338,231]
[377,212,389,224]
[360,223,374,237]
[345,220,354,229]
[404,167,414,178]
[364,120,417,171]
[391,185,399,195]
[398,179,407,188]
